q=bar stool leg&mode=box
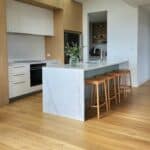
[114,78,118,104]
[107,80,111,110]
[93,85,97,105]
[96,84,100,119]
[90,85,97,107]
[117,76,121,104]
[129,72,132,94]
[122,75,126,97]
[104,82,109,112]
[130,72,132,87]
[125,74,128,97]
[90,85,94,106]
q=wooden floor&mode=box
[0,83,150,150]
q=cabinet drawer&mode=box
[9,82,29,98]
[9,65,28,75]
[9,73,28,83]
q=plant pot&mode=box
[69,56,79,65]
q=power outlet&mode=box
[47,53,51,57]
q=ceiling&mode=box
[74,0,150,6]
[74,0,150,13]
[124,0,150,6]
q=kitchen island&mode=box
[43,60,129,121]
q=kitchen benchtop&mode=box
[8,60,60,66]
[46,59,129,71]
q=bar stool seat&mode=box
[86,77,105,85]
[85,77,109,119]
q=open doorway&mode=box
[88,11,107,60]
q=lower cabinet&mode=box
[9,62,44,99]
[9,82,29,98]
[9,64,30,98]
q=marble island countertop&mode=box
[46,59,129,71]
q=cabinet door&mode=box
[6,0,22,33]
[6,0,54,36]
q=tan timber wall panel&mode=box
[45,10,64,63]
[63,0,82,32]
[0,0,9,106]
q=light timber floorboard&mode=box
[0,82,150,150]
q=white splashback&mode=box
[8,34,45,61]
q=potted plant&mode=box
[65,43,80,65]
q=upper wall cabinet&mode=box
[6,0,54,36]
[18,0,64,9]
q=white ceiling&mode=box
[123,0,150,13]
[124,0,150,6]
[74,0,150,6]
[74,0,150,13]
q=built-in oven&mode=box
[30,63,46,87]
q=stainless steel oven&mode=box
[30,63,46,87]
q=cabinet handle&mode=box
[13,66,25,69]
[13,74,25,76]
[13,81,25,85]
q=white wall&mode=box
[82,0,139,86]
[8,34,45,61]
[138,8,150,85]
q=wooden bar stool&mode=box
[107,72,121,103]
[111,69,132,103]
[119,70,132,98]
[85,77,109,119]
[96,74,117,110]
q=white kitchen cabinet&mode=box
[9,64,30,98]
[6,0,54,36]
[8,62,45,99]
